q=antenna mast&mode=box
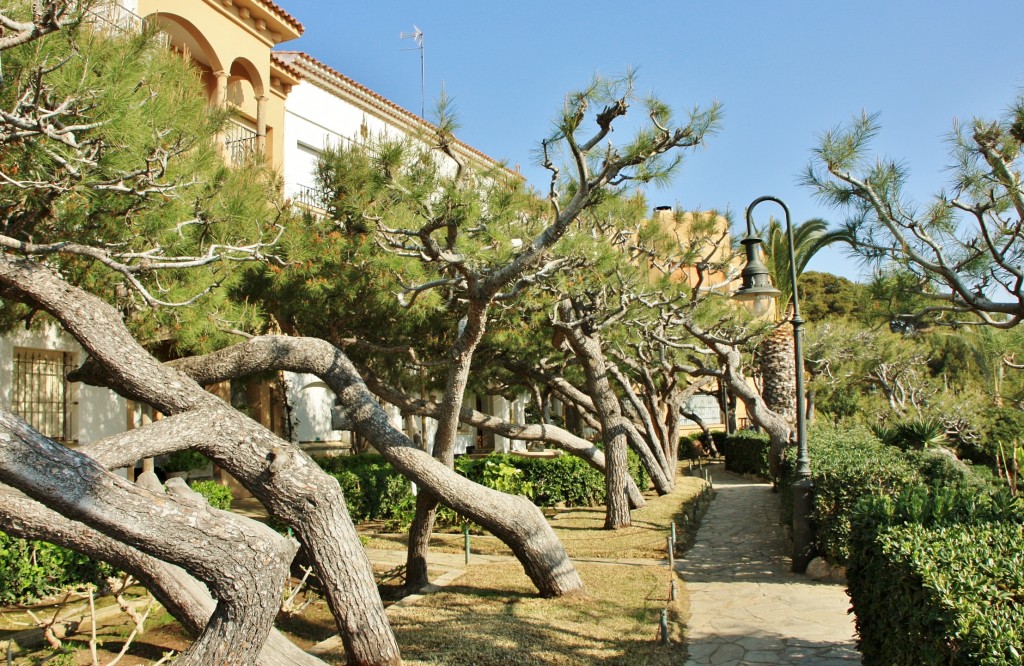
[400,25,425,118]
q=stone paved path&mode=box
[679,465,860,665]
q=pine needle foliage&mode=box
[0,2,287,352]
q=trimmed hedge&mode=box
[778,424,999,566]
[315,454,416,528]
[0,533,115,604]
[678,431,728,460]
[721,430,771,478]
[315,449,651,530]
[779,424,921,565]
[849,487,1024,665]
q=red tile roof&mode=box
[255,0,303,34]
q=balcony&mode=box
[86,0,144,33]
[225,121,259,166]
[292,183,330,213]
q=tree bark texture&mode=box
[0,410,296,666]
[556,317,631,530]
[607,364,674,494]
[756,324,797,423]
[0,486,327,666]
[688,327,793,474]
[0,254,401,666]
[405,303,489,590]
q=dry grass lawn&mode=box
[354,464,710,665]
[391,562,687,665]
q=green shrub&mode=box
[316,454,415,529]
[907,449,999,495]
[677,433,708,460]
[317,449,650,531]
[780,424,921,565]
[0,533,115,604]
[968,406,1024,467]
[710,430,730,458]
[457,453,605,507]
[188,480,234,510]
[722,430,771,478]
[848,487,1024,665]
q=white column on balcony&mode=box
[491,395,511,453]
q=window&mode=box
[11,348,77,442]
[682,393,722,426]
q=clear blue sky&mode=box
[288,1,1024,281]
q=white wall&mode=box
[282,81,405,202]
[283,371,347,443]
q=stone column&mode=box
[256,94,268,153]
[213,70,229,158]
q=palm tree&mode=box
[756,218,849,422]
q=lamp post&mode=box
[733,195,813,573]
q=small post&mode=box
[660,608,669,645]
[669,578,677,601]
[670,522,677,548]
[463,523,471,565]
[667,535,675,568]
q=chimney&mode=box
[653,205,674,225]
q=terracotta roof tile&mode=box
[255,0,303,33]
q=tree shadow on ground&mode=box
[684,630,861,665]
[381,562,689,665]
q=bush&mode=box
[848,487,1024,665]
[967,406,1024,467]
[188,480,234,510]
[709,430,730,458]
[678,431,730,459]
[316,454,415,529]
[0,533,115,604]
[779,424,921,565]
[316,449,651,531]
[457,453,606,507]
[722,430,771,478]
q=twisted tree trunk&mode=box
[0,255,401,666]
[682,321,793,474]
[0,411,296,666]
[163,336,587,598]
[0,486,327,666]
[364,375,646,507]
[555,313,631,530]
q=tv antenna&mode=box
[400,25,425,119]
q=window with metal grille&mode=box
[11,348,77,443]
[681,393,722,426]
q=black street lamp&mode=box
[734,195,814,573]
